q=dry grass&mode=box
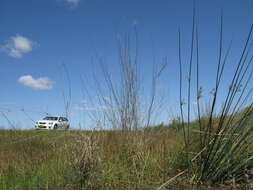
[1,118,253,190]
[0,129,188,190]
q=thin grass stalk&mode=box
[204,38,232,143]
[199,16,224,178]
[196,24,203,149]
[187,8,195,148]
[100,58,123,129]
[215,12,224,88]
[178,29,186,147]
[61,62,72,119]
[80,74,105,128]
[217,39,233,86]
[145,60,167,129]
[202,14,224,149]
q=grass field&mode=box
[0,121,218,190]
[0,128,190,190]
[0,117,252,190]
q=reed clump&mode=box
[174,11,253,187]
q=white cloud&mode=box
[18,75,54,90]
[0,35,37,58]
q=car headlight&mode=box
[48,122,53,125]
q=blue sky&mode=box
[0,0,252,129]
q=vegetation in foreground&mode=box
[0,112,252,190]
[0,128,185,190]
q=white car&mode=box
[35,116,70,130]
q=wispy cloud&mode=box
[80,99,86,104]
[75,104,114,111]
[18,75,54,90]
[97,96,110,102]
[63,0,80,6]
[0,35,38,58]
[0,101,16,105]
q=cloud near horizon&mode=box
[18,75,54,90]
[0,35,38,58]
[75,104,114,111]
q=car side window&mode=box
[59,117,63,122]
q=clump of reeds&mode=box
[176,10,253,186]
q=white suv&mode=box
[35,116,70,130]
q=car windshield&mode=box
[43,117,58,121]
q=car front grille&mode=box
[39,122,46,124]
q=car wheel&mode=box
[53,124,58,130]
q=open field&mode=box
[0,118,252,190]
[0,128,188,190]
